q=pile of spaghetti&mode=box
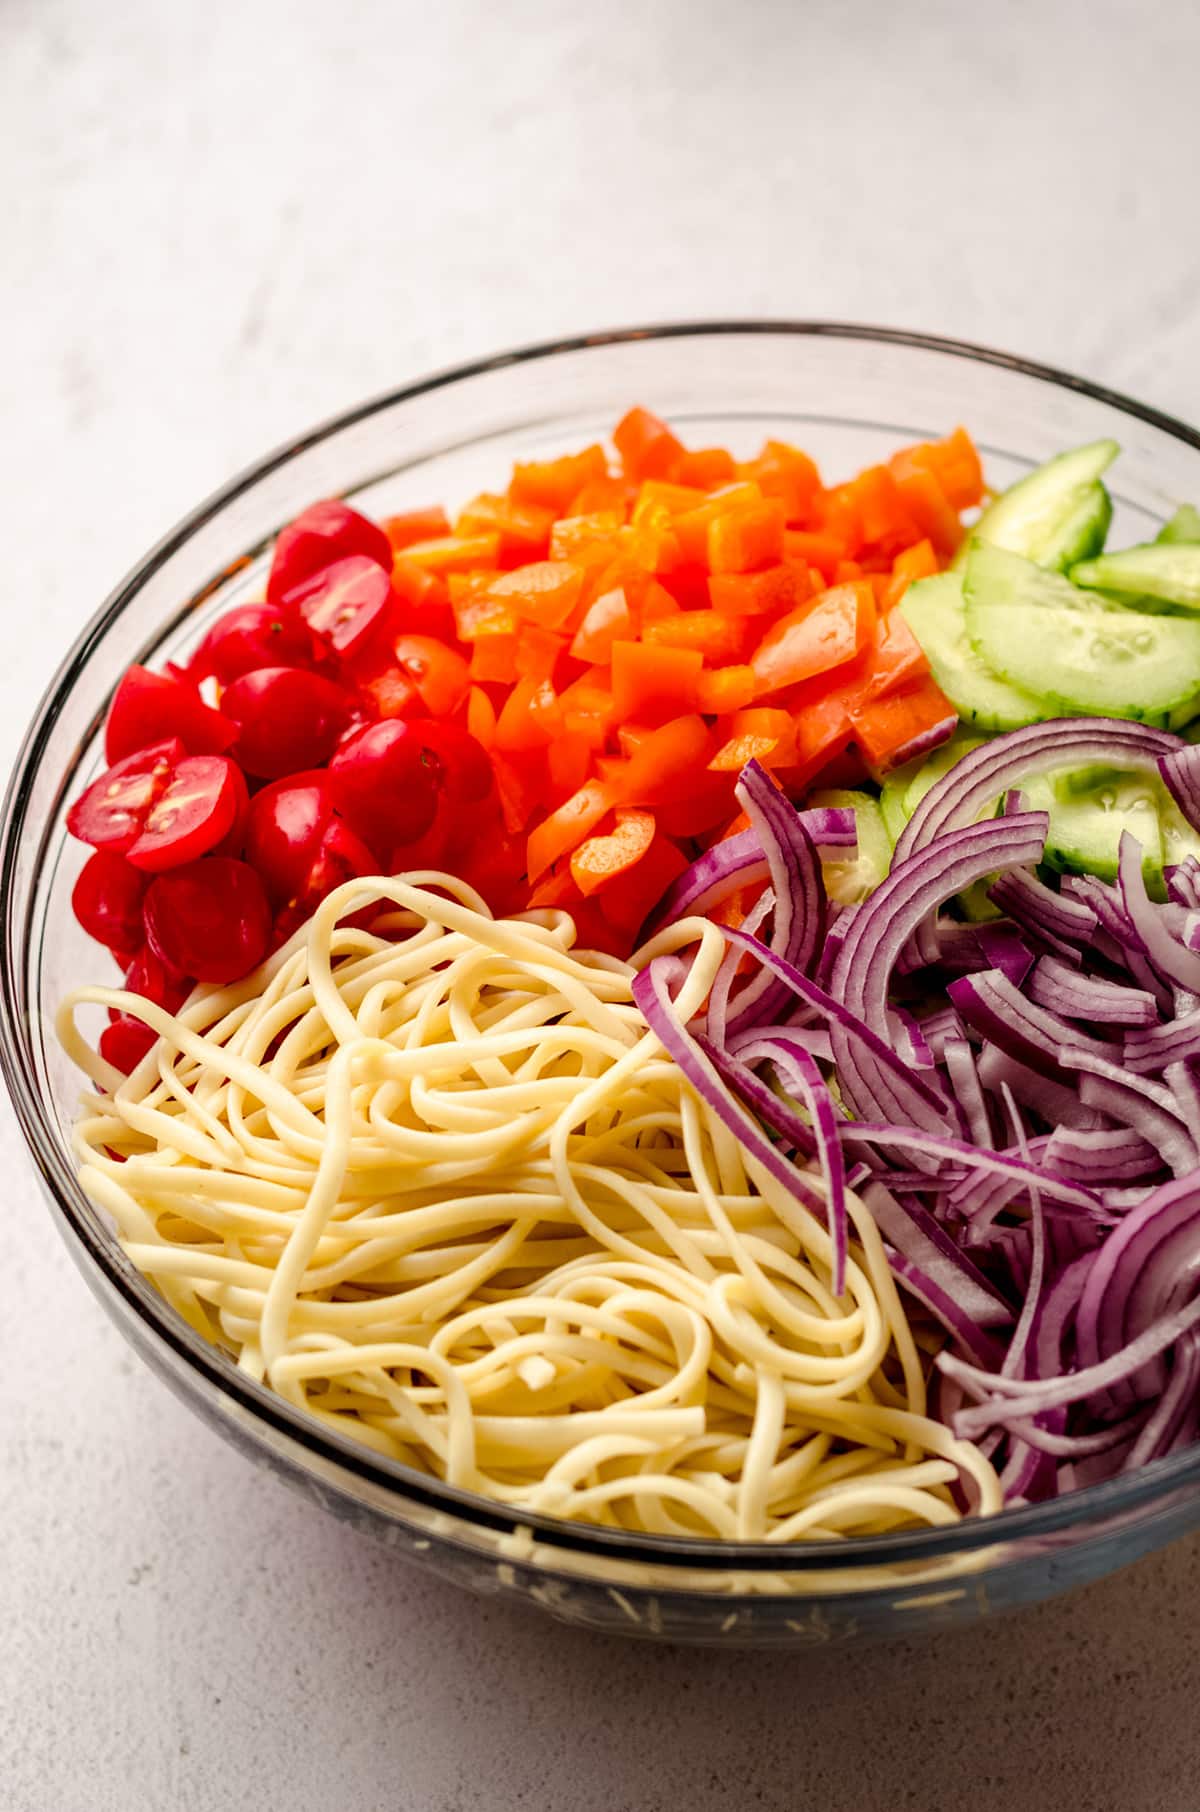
[60,874,998,1541]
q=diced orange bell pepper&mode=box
[862,610,929,701]
[567,475,634,516]
[782,530,848,583]
[750,581,876,694]
[547,731,593,798]
[881,538,939,611]
[491,749,548,834]
[815,485,865,560]
[467,685,497,748]
[452,589,519,641]
[778,694,855,791]
[401,532,502,573]
[570,808,657,896]
[671,447,738,489]
[739,441,822,524]
[610,713,715,807]
[709,706,798,772]
[391,557,454,634]
[570,587,634,663]
[849,678,957,774]
[469,637,519,685]
[707,561,812,618]
[707,501,787,574]
[526,777,616,881]
[383,506,452,552]
[644,611,753,664]
[613,408,686,482]
[514,624,565,682]
[455,493,555,565]
[594,832,689,934]
[696,664,758,715]
[548,512,625,564]
[527,864,580,910]
[888,453,963,555]
[847,465,917,551]
[905,428,984,511]
[631,480,707,523]
[488,561,585,630]
[510,445,609,512]
[391,636,470,717]
[611,640,702,723]
[672,484,764,566]
[494,676,560,752]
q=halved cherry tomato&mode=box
[390,636,470,718]
[245,774,334,904]
[270,816,381,944]
[220,668,354,778]
[126,755,248,873]
[120,941,194,1014]
[267,499,393,605]
[327,720,440,854]
[189,604,317,683]
[99,1016,158,1074]
[143,857,272,983]
[283,555,394,659]
[66,738,185,854]
[105,667,237,765]
[407,719,493,807]
[71,851,148,957]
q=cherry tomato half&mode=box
[267,500,393,606]
[66,738,185,854]
[120,941,194,1014]
[284,555,393,660]
[390,636,470,718]
[105,665,237,765]
[189,603,317,683]
[143,857,271,983]
[245,773,376,905]
[71,851,149,957]
[220,667,354,779]
[99,1016,158,1074]
[271,817,381,945]
[126,755,248,873]
[408,719,493,806]
[327,720,439,854]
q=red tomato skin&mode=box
[271,818,380,944]
[119,942,194,1014]
[407,719,493,806]
[71,851,149,956]
[219,668,355,779]
[390,636,470,718]
[267,500,393,606]
[105,666,237,764]
[66,738,186,854]
[283,556,394,660]
[327,720,439,852]
[100,1017,158,1073]
[126,756,249,873]
[143,857,272,984]
[189,604,318,683]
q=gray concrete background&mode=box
[4,1,1200,1806]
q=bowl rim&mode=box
[6,317,1200,1576]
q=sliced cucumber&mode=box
[900,732,988,818]
[808,789,892,904]
[1158,505,1200,547]
[1070,543,1200,612]
[1023,769,1200,900]
[964,544,1200,726]
[899,573,1052,732]
[879,766,917,845]
[954,439,1119,572]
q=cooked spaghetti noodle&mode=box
[60,875,1000,1539]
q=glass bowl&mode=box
[7,322,1200,1648]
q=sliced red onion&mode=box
[1121,1012,1200,1074]
[917,1004,965,1063]
[976,924,1035,988]
[887,1255,1007,1368]
[697,1033,817,1158]
[841,1123,1104,1214]
[1118,831,1200,993]
[1064,1050,1199,1180]
[1026,956,1159,1028]
[988,866,1099,951]
[1158,746,1200,833]
[1042,1125,1164,1184]
[1167,856,1200,911]
[650,807,856,929]
[948,969,1121,1079]
[775,1043,848,1295]
[944,1037,993,1149]
[974,1044,1107,1131]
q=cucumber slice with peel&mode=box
[900,573,1052,732]
[954,439,1119,572]
[1070,543,1200,612]
[1158,505,1200,546]
[964,544,1200,726]
[808,790,892,905]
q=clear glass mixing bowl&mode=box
[6,323,1200,1647]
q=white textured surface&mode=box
[4,2,1200,1807]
